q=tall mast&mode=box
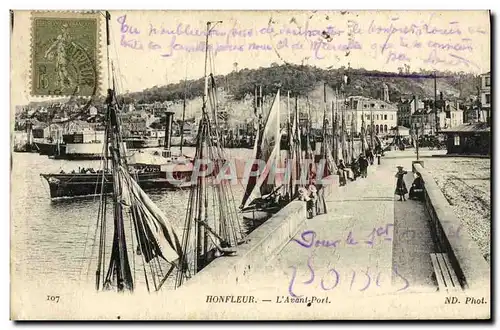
[177,19,245,285]
[361,105,365,153]
[254,86,258,116]
[196,21,211,273]
[306,96,313,162]
[199,20,222,272]
[287,90,291,178]
[259,85,263,115]
[331,99,336,163]
[370,106,374,149]
[287,91,291,126]
[434,71,438,134]
[202,23,211,117]
[351,108,355,160]
[286,90,292,198]
[180,73,187,154]
[322,83,327,157]
[341,92,345,161]
[100,11,133,292]
[295,95,301,193]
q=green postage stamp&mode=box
[31,11,101,97]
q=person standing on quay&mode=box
[367,148,374,165]
[338,159,348,186]
[358,154,369,178]
[395,166,408,201]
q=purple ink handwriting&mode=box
[293,222,463,249]
[288,256,410,297]
[291,230,342,249]
[114,14,486,70]
[292,224,394,249]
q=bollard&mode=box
[412,160,424,172]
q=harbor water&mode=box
[11,147,253,291]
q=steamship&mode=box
[40,111,196,200]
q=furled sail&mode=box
[120,165,182,264]
[93,11,184,294]
[175,35,246,287]
[320,113,337,178]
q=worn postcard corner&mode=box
[10,9,491,320]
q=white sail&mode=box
[261,89,281,153]
[242,130,283,209]
[241,90,282,206]
[259,90,281,196]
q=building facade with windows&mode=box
[397,97,424,127]
[479,72,491,123]
[410,101,464,135]
[340,96,398,136]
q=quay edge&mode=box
[179,174,339,289]
[413,163,490,291]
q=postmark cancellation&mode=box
[30,11,101,97]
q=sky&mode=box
[11,10,491,107]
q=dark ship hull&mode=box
[124,138,162,149]
[41,170,193,200]
[34,141,59,155]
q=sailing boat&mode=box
[319,83,337,179]
[175,21,246,286]
[239,88,292,222]
[92,12,184,293]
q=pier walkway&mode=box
[176,150,489,319]
[248,151,439,298]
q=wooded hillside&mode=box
[125,63,480,104]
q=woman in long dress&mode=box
[395,166,408,201]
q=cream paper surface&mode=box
[10,10,490,320]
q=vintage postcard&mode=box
[10,10,491,320]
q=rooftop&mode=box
[440,122,491,133]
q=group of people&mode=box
[296,143,426,220]
[394,166,425,201]
[59,167,110,175]
[337,147,381,186]
[131,166,160,173]
[298,182,327,219]
[59,167,98,174]
[333,145,425,203]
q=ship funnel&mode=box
[163,111,175,158]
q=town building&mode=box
[341,96,398,136]
[479,72,491,123]
[397,96,424,127]
[410,100,464,135]
[120,110,157,136]
[441,122,490,155]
